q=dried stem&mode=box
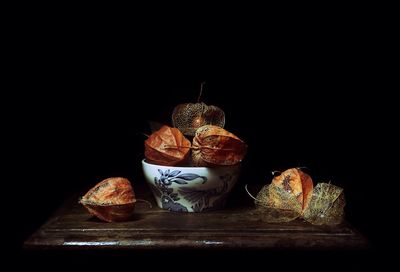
[271,170,281,176]
[197,81,206,103]
[245,184,259,201]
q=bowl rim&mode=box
[142,159,241,170]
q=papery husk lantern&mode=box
[80,177,136,222]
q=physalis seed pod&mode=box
[192,125,247,167]
[144,125,191,166]
[80,177,136,222]
[172,102,225,137]
[271,168,313,211]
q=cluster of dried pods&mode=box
[145,124,247,167]
[252,168,345,225]
[145,99,247,167]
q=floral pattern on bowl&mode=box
[142,160,241,212]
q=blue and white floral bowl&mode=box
[142,159,241,212]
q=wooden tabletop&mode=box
[24,186,369,250]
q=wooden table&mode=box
[24,186,368,251]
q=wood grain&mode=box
[24,186,368,250]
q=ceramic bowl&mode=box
[142,159,241,212]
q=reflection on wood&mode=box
[24,186,368,250]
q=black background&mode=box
[6,8,395,270]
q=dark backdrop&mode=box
[8,14,394,268]
[17,67,380,242]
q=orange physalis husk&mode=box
[271,168,313,211]
[145,125,191,166]
[80,177,136,222]
[192,125,247,167]
[172,102,225,136]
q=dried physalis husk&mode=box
[172,102,225,136]
[251,169,346,225]
[80,177,136,222]
[271,168,313,211]
[303,183,345,225]
[145,125,191,166]
[192,125,247,167]
[255,184,302,222]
